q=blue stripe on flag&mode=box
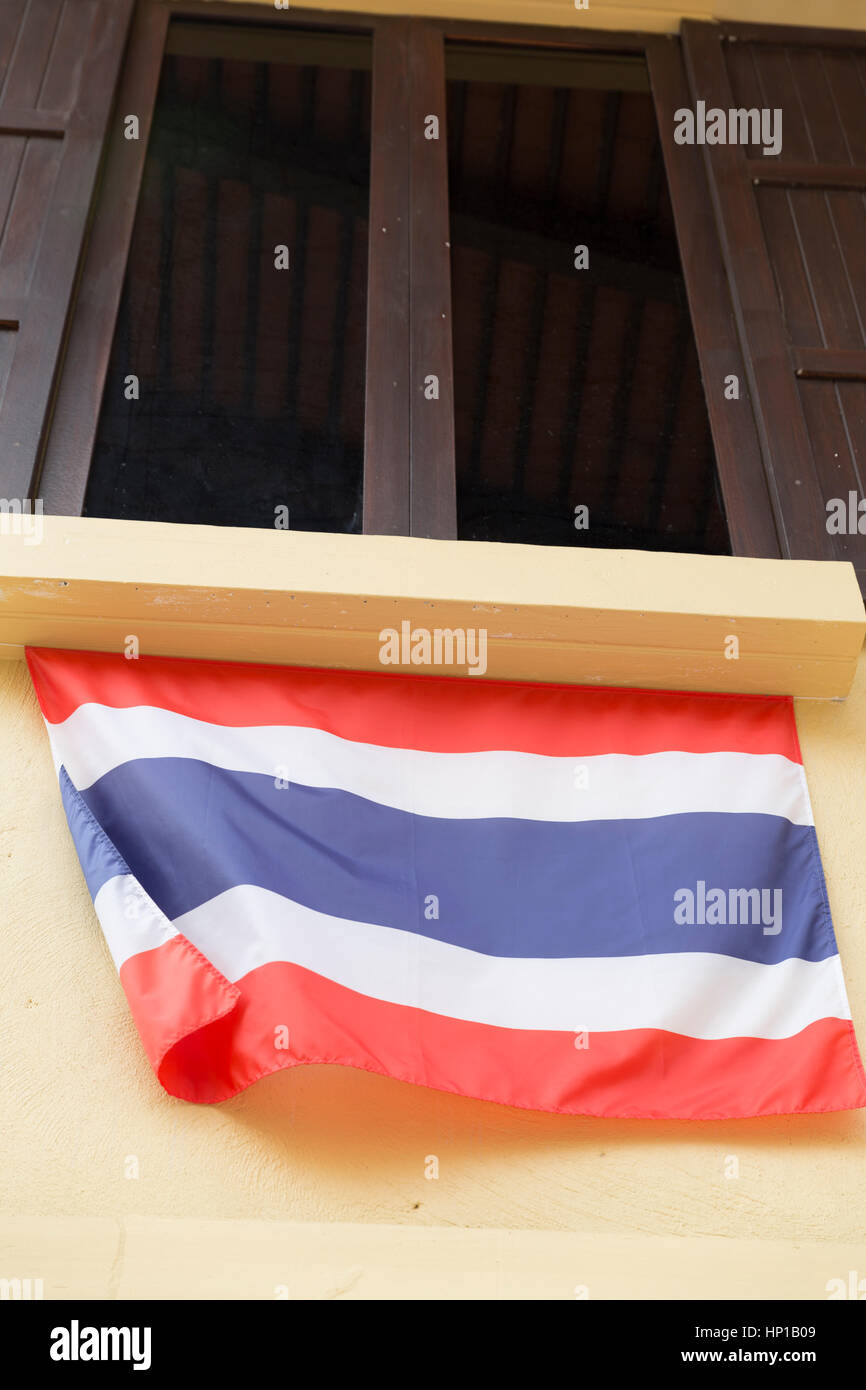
[68,758,836,964]
[60,766,131,898]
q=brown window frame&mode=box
[35,2,767,556]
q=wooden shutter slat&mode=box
[0,2,28,87]
[800,382,866,538]
[3,140,64,296]
[786,49,850,164]
[820,53,866,164]
[0,0,133,501]
[0,0,62,108]
[43,0,123,116]
[791,192,864,348]
[724,43,768,163]
[753,46,816,160]
[0,140,28,274]
[823,197,866,319]
[757,187,822,347]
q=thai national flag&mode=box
[27,646,866,1118]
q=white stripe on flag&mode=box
[49,703,813,825]
[123,883,853,1041]
[93,873,179,969]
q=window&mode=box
[5,5,866,595]
[84,24,372,532]
[445,44,728,552]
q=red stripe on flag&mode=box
[119,934,240,1080]
[119,947,865,1116]
[27,647,802,760]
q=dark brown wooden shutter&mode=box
[682,19,866,593]
[0,0,133,500]
[646,35,779,563]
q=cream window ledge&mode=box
[0,516,862,697]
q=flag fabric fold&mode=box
[26,646,866,1118]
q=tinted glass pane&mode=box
[85,25,371,532]
[446,45,730,553]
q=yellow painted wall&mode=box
[2,645,866,1298]
[238,0,866,36]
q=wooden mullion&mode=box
[361,16,411,535]
[646,34,780,560]
[408,20,456,540]
[680,20,835,563]
[39,0,169,516]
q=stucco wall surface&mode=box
[264,0,866,35]
[1,649,865,1296]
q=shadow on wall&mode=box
[223,1060,863,1206]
